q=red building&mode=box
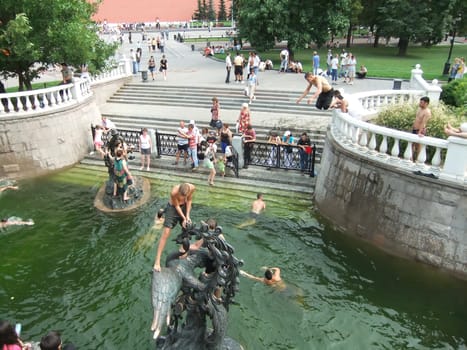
[93,0,224,23]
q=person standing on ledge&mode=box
[296,72,334,110]
[412,96,431,158]
[153,183,196,272]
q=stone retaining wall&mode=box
[314,130,467,278]
[0,98,100,179]
[0,76,129,179]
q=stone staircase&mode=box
[81,83,331,196]
[108,83,330,117]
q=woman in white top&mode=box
[139,128,152,171]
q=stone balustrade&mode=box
[331,109,467,184]
[351,89,425,119]
[0,59,131,118]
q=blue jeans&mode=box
[188,147,198,167]
[132,62,137,74]
[299,149,309,171]
[280,59,288,72]
[331,69,338,82]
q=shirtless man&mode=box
[412,96,432,157]
[413,97,431,136]
[251,193,266,217]
[153,182,196,271]
[240,267,285,290]
[296,72,334,110]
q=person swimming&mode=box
[0,217,34,229]
[240,267,286,291]
[238,193,266,228]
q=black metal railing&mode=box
[247,142,316,176]
[91,127,317,178]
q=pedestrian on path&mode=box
[160,55,168,80]
[225,52,232,83]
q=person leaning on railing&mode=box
[444,122,467,138]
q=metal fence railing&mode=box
[247,142,316,176]
[91,127,240,177]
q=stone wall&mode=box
[314,131,467,278]
[0,76,129,179]
[0,97,101,179]
[91,76,131,107]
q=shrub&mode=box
[374,101,463,162]
[440,78,467,108]
[375,102,462,139]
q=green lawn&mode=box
[216,44,467,80]
[6,80,61,93]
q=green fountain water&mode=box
[1,166,466,349]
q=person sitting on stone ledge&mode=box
[444,122,467,138]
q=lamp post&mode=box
[442,15,462,75]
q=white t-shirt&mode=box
[280,49,289,60]
[331,57,339,70]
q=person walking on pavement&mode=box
[225,52,232,83]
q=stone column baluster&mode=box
[416,144,427,164]
[391,138,400,157]
[431,147,442,167]
[403,142,413,161]
[359,130,368,147]
[368,133,377,151]
[380,135,388,154]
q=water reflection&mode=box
[0,168,466,349]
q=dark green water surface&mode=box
[1,167,466,349]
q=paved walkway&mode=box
[99,35,410,130]
[3,32,408,130]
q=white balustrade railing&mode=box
[89,60,132,86]
[351,89,425,120]
[331,109,467,184]
[0,59,131,117]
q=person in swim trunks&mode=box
[153,182,196,271]
[296,72,334,110]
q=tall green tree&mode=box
[237,0,350,56]
[207,0,216,21]
[376,0,454,55]
[0,0,115,90]
[193,0,205,20]
[218,0,228,21]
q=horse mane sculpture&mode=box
[151,222,244,350]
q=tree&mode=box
[344,0,363,48]
[218,0,228,22]
[193,0,206,21]
[237,0,350,57]
[376,0,455,55]
[0,0,116,90]
[207,0,216,21]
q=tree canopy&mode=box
[0,0,115,90]
[236,0,350,53]
[236,0,465,56]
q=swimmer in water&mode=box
[238,193,266,228]
[0,217,34,229]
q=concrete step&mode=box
[108,84,331,117]
[80,153,316,196]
